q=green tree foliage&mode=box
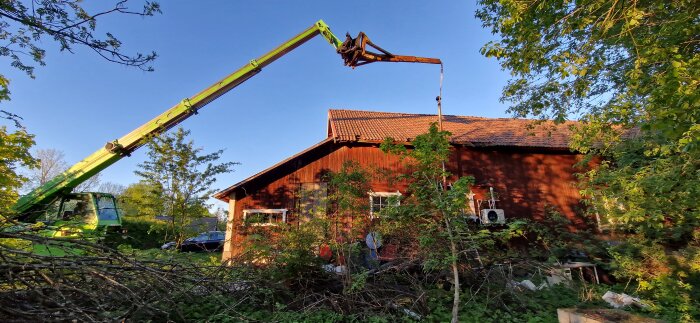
[105,216,170,249]
[476,0,699,241]
[0,126,36,215]
[381,123,475,323]
[119,181,164,218]
[476,1,699,320]
[107,181,170,249]
[135,127,236,244]
[0,0,160,105]
[325,161,373,289]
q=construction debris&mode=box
[602,291,648,309]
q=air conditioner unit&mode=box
[480,209,506,224]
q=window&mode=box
[96,195,119,221]
[369,191,401,218]
[57,195,95,222]
[242,209,288,226]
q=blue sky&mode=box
[3,1,510,209]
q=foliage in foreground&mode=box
[381,123,475,323]
[2,212,693,322]
[233,125,694,322]
[476,0,699,320]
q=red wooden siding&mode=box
[222,142,586,261]
[449,147,585,225]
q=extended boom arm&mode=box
[14,20,441,217]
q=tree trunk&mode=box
[444,218,460,323]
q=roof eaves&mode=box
[327,110,338,141]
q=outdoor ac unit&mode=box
[480,209,506,224]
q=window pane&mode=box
[60,197,94,222]
[246,213,267,224]
[370,193,401,217]
[43,200,61,222]
[244,211,285,226]
[97,196,119,221]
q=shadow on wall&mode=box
[451,147,592,230]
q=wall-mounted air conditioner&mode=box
[480,209,506,224]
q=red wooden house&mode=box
[214,109,588,261]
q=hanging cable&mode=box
[437,63,444,132]
[437,63,447,188]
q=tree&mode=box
[476,0,699,240]
[23,147,102,193]
[96,181,126,197]
[381,124,474,323]
[212,206,228,230]
[74,173,102,193]
[25,148,67,189]
[119,181,164,218]
[0,1,160,215]
[135,127,236,244]
[0,126,36,215]
[476,1,699,319]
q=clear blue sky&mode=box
[3,1,510,209]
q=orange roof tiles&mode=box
[327,109,576,149]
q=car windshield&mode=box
[192,234,208,242]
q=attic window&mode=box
[242,209,287,226]
[369,191,401,218]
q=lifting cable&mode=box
[437,62,444,132]
[437,63,447,187]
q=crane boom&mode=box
[14,20,441,217]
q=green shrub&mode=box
[105,216,170,249]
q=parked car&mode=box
[161,231,225,252]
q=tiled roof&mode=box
[214,109,579,201]
[328,109,576,149]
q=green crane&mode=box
[12,20,441,235]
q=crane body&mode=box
[12,20,441,233]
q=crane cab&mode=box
[41,192,122,238]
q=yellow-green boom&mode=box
[14,19,442,218]
[14,20,343,216]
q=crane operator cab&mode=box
[41,192,122,238]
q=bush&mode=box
[105,216,170,249]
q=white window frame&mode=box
[242,209,287,227]
[368,191,401,218]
